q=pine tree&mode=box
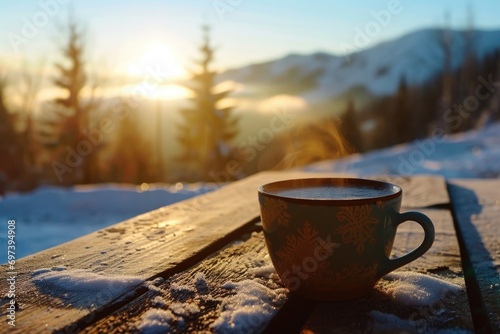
[453,8,477,133]
[477,51,500,127]
[339,99,363,152]
[0,76,23,191]
[105,110,155,184]
[19,66,42,169]
[42,20,94,184]
[437,13,453,134]
[394,76,411,143]
[177,26,239,181]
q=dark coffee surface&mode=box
[276,185,397,200]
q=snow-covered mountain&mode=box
[220,28,500,103]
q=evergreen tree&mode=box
[413,78,440,138]
[43,20,95,184]
[339,99,363,152]
[459,6,477,101]
[177,26,239,181]
[453,12,477,133]
[105,110,155,184]
[0,76,23,191]
[437,14,453,134]
[477,51,500,127]
[394,76,411,143]
[19,66,43,169]
[370,97,396,149]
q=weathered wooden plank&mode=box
[294,207,474,333]
[0,171,349,333]
[448,179,500,333]
[81,229,288,333]
[391,208,464,274]
[370,175,450,208]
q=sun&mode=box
[126,41,189,99]
[128,41,185,79]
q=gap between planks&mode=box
[448,179,500,334]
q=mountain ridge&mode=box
[219,28,500,103]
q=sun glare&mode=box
[128,42,185,79]
[126,41,189,100]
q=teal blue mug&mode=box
[258,178,435,301]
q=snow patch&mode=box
[248,265,276,278]
[136,309,175,334]
[31,268,143,308]
[382,272,462,306]
[210,279,287,333]
[170,282,195,293]
[193,272,206,285]
[151,296,168,308]
[170,302,200,316]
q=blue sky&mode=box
[1,0,500,75]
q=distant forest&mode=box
[341,48,500,153]
[1,19,499,192]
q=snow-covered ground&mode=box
[306,122,500,178]
[1,122,499,263]
[0,184,216,263]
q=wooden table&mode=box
[1,172,499,333]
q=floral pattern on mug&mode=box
[261,197,291,228]
[276,222,336,284]
[336,205,379,254]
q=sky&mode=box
[1,0,500,79]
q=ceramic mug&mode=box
[258,178,435,301]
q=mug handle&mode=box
[379,211,435,277]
